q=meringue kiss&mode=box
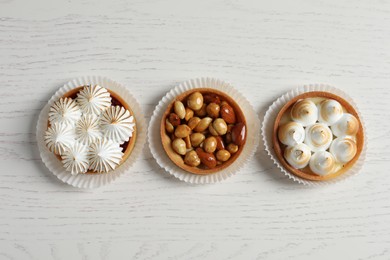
[331,113,359,137]
[284,143,311,169]
[318,99,343,126]
[304,123,333,152]
[291,99,318,126]
[309,151,336,176]
[330,136,357,163]
[278,122,305,146]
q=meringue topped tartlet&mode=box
[273,91,364,181]
[44,85,137,175]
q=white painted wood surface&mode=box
[1,0,389,259]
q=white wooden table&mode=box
[1,0,389,259]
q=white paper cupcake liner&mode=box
[261,84,367,186]
[148,78,260,184]
[36,76,147,189]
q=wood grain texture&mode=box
[0,0,390,259]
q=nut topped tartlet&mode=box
[272,91,365,181]
[44,84,137,175]
[161,89,247,175]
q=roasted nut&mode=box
[194,117,212,132]
[225,133,232,144]
[190,133,205,147]
[196,148,217,169]
[172,138,186,155]
[175,124,191,138]
[203,94,221,104]
[208,124,219,136]
[195,104,207,117]
[231,122,246,145]
[165,119,174,133]
[212,118,228,135]
[174,101,186,119]
[187,91,204,111]
[216,149,231,162]
[206,103,220,118]
[184,135,191,148]
[215,136,225,150]
[184,150,201,167]
[227,143,238,154]
[220,102,236,124]
[227,124,234,133]
[188,117,201,130]
[169,113,181,127]
[203,136,217,153]
[184,108,194,121]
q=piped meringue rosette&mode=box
[45,84,136,175]
[275,95,363,179]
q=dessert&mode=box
[161,89,247,174]
[44,84,137,175]
[273,91,364,181]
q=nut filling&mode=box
[162,90,247,172]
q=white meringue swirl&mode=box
[330,136,357,163]
[318,99,343,125]
[61,142,89,175]
[331,113,359,137]
[76,85,112,115]
[304,123,333,152]
[284,143,311,169]
[309,151,336,176]
[88,139,124,173]
[49,97,81,125]
[44,122,75,155]
[75,114,102,145]
[291,99,318,126]
[100,106,135,144]
[278,122,305,146]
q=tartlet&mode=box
[160,88,247,175]
[44,85,137,175]
[273,91,364,181]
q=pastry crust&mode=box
[48,86,137,174]
[160,88,247,175]
[272,91,364,181]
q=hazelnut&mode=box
[216,150,231,162]
[172,138,186,155]
[187,92,203,111]
[227,143,238,154]
[190,133,205,147]
[165,119,174,133]
[174,101,186,119]
[206,103,220,118]
[175,124,191,138]
[195,104,207,117]
[184,150,201,167]
[194,117,212,132]
[188,117,201,130]
[212,118,228,135]
[203,136,217,153]
[208,124,219,136]
[184,108,194,121]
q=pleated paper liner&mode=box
[36,76,147,188]
[148,78,260,184]
[261,84,367,186]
